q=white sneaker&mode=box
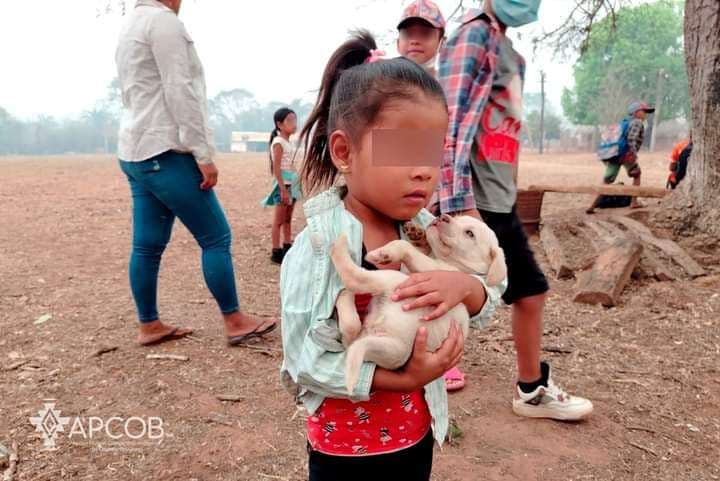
[512,363,593,421]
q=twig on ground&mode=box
[2,442,18,481]
[236,344,282,355]
[92,346,118,358]
[145,354,189,362]
[216,395,245,403]
[613,378,650,388]
[3,360,30,372]
[628,441,658,457]
[206,413,234,427]
[257,474,287,481]
[542,346,575,354]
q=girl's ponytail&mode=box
[300,30,377,195]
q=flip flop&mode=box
[227,319,278,346]
[444,367,466,392]
[138,326,194,347]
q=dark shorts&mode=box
[480,206,549,305]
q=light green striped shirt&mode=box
[280,187,506,446]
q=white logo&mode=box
[29,401,71,450]
[29,400,165,452]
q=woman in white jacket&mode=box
[115,0,276,346]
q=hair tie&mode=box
[365,49,387,64]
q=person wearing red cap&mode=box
[397,0,446,78]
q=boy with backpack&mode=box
[587,101,655,214]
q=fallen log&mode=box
[539,225,574,279]
[574,239,643,307]
[610,216,705,278]
[597,219,674,281]
[527,184,668,198]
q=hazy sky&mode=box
[0,0,578,120]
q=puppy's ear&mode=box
[486,245,507,287]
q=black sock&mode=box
[518,362,550,394]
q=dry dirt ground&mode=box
[0,152,718,481]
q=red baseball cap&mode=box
[628,101,656,115]
[397,0,446,30]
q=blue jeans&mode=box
[119,151,239,323]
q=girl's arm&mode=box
[391,271,506,327]
[272,143,286,186]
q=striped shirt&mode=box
[279,187,506,446]
[625,118,645,156]
[437,10,525,214]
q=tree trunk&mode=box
[683,0,720,236]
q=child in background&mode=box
[396,0,446,78]
[280,31,505,481]
[397,0,466,393]
[262,108,300,264]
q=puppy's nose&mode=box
[439,214,452,224]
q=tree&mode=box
[562,1,688,127]
[682,0,720,236]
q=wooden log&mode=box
[574,239,643,307]
[582,220,625,249]
[610,216,705,278]
[597,219,675,281]
[527,184,668,198]
[539,225,574,279]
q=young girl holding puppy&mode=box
[280,31,506,481]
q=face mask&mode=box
[491,0,541,27]
[422,53,438,71]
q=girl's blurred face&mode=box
[278,113,297,135]
[331,92,448,221]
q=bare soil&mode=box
[0,152,718,481]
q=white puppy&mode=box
[330,214,506,394]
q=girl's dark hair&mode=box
[300,30,447,195]
[269,107,296,173]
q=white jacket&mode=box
[116,0,214,164]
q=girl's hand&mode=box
[280,186,290,205]
[392,271,475,321]
[402,323,464,391]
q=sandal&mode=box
[138,326,194,346]
[227,319,278,346]
[444,366,466,392]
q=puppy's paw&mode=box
[402,222,431,253]
[366,247,395,266]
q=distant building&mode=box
[230,132,270,153]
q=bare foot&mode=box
[138,320,194,346]
[224,312,277,339]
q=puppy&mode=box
[330,214,506,394]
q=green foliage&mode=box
[562,0,689,126]
[522,93,563,148]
